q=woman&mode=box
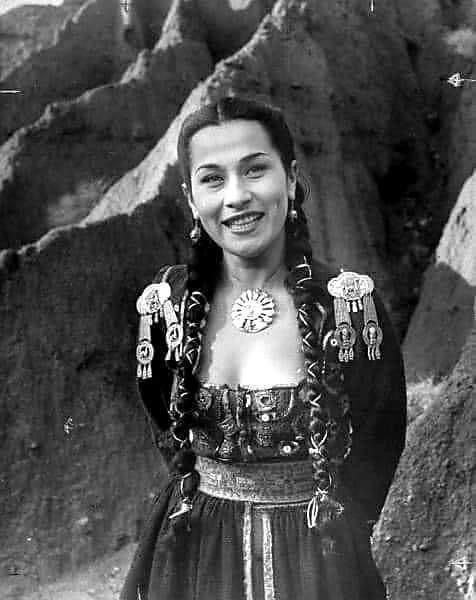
[122,97,406,600]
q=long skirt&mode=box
[120,476,387,600]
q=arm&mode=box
[135,266,175,450]
[339,292,407,527]
[134,264,188,460]
[136,313,173,437]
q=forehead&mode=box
[189,119,277,172]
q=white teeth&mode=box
[226,214,262,229]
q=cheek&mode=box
[268,183,289,214]
[192,191,220,223]
[193,195,224,243]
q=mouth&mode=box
[222,212,264,233]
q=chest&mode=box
[197,288,304,386]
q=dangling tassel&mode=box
[136,314,154,379]
[168,448,200,528]
[136,280,174,379]
[168,473,194,524]
[157,466,200,554]
[307,492,321,528]
[362,293,383,360]
[332,297,357,363]
[306,491,345,529]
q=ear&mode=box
[182,183,199,219]
[287,160,298,201]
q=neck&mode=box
[222,237,286,290]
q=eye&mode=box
[246,163,266,177]
[200,173,223,186]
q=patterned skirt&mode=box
[120,458,387,600]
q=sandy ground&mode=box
[2,544,136,600]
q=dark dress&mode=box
[121,263,407,600]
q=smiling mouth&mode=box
[222,212,264,232]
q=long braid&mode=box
[158,230,220,552]
[285,181,350,527]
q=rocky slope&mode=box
[404,170,476,382]
[0,0,213,250]
[395,0,476,227]
[0,205,179,595]
[375,319,475,600]
[0,0,139,145]
[374,175,475,599]
[0,0,86,80]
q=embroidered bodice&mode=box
[188,381,312,462]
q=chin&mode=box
[226,241,273,261]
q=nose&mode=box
[224,175,252,208]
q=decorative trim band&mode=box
[262,511,275,600]
[243,503,254,600]
[196,456,314,503]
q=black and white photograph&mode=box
[0,1,474,599]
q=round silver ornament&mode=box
[230,288,276,333]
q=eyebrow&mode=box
[194,152,270,175]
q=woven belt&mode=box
[196,456,314,504]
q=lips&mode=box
[222,212,264,230]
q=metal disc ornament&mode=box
[139,283,164,314]
[230,288,276,333]
[136,340,154,365]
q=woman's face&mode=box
[185,119,296,262]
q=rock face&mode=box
[375,169,475,600]
[404,171,476,382]
[0,1,212,250]
[119,0,172,50]
[0,200,182,594]
[0,0,86,80]
[120,0,273,57]
[195,0,275,60]
[0,0,139,145]
[374,319,475,600]
[395,0,476,227]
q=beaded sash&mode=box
[196,455,314,504]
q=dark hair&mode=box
[160,97,349,551]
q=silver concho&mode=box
[327,271,374,313]
[165,322,184,349]
[230,288,276,333]
[138,282,171,315]
[136,340,154,365]
[327,270,383,362]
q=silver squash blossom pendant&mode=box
[231,288,276,333]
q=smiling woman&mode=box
[186,119,295,265]
[121,97,407,600]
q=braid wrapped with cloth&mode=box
[125,97,406,600]
[283,179,351,529]
[147,225,219,551]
